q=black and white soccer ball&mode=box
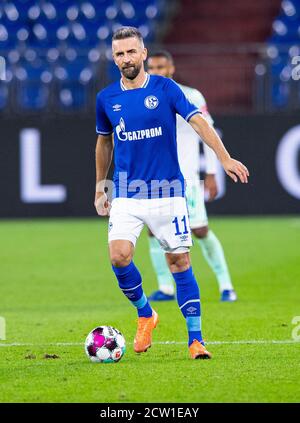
[85,326,126,363]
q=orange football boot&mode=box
[134,310,159,353]
[189,339,212,359]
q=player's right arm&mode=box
[94,91,114,216]
[94,134,114,216]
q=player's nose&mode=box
[123,54,131,63]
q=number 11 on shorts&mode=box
[172,216,189,236]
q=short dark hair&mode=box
[112,26,143,44]
[147,50,174,64]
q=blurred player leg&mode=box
[147,230,175,301]
[196,228,237,301]
[187,181,237,302]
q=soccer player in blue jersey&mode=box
[94,27,249,359]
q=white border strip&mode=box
[179,299,200,310]
[0,340,299,347]
[185,109,200,122]
[120,73,149,91]
[121,282,142,292]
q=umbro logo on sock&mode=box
[186,306,197,314]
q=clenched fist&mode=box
[94,191,111,216]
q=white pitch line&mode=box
[157,340,300,345]
[0,340,299,347]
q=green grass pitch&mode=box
[0,217,299,403]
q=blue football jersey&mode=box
[96,74,199,199]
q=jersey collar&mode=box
[120,73,150,91]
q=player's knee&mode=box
[110,247,132,267]
[192,226,209,239]
[166,252,191,273]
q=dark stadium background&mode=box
[0,0,299,217]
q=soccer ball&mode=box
[84,326,126,363]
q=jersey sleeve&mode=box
[96,92,113,135]
[166,79,200,122]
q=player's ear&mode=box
[143,47,148,62]
[170,63,176,76]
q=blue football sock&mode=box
[172,267,203,346]
[112,262,153,318]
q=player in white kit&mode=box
[146,51,237,302]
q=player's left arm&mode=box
[189,113,249,183]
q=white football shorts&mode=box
[108,197,192,253]
[185,179,208,229]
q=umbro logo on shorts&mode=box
[180,234,189,242]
